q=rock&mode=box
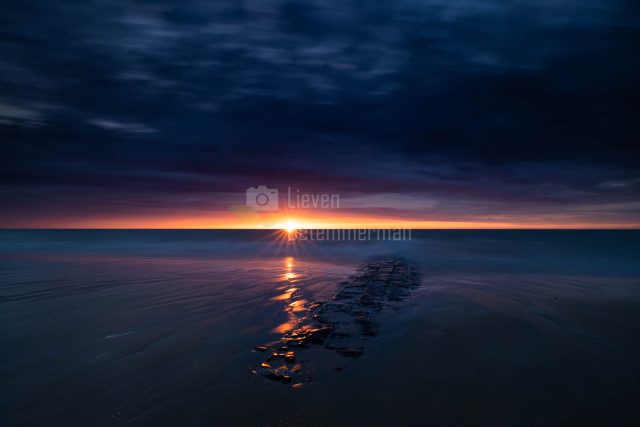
[285,326,332,346]
[254,366,294,384]
[266,351,296,363]
[354,314,377,336]
[336,347,363,358]
[252,257,421,384]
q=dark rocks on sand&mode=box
[266,351,297,363]
[336,347,364,358]
[285,326,332,346]
[254,366,294,384]
[252,257,420,385]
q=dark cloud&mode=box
[1,0,639,226]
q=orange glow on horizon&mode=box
[1,208,639,229]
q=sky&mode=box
[1,0,639,228]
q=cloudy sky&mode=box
[1,0,639,228]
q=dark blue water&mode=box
[1,230,639,426]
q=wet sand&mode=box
[1,230,639,426]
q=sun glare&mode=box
[282,219,299,233]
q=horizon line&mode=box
[1,227,639,231]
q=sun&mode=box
[282,219,299,233]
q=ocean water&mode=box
[1,230,639,426]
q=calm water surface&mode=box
[1,230,639,426]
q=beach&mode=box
[1,230,639,425]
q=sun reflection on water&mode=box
[282,256,299,281]
[270,256,307,334]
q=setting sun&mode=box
[281,219,299,233]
